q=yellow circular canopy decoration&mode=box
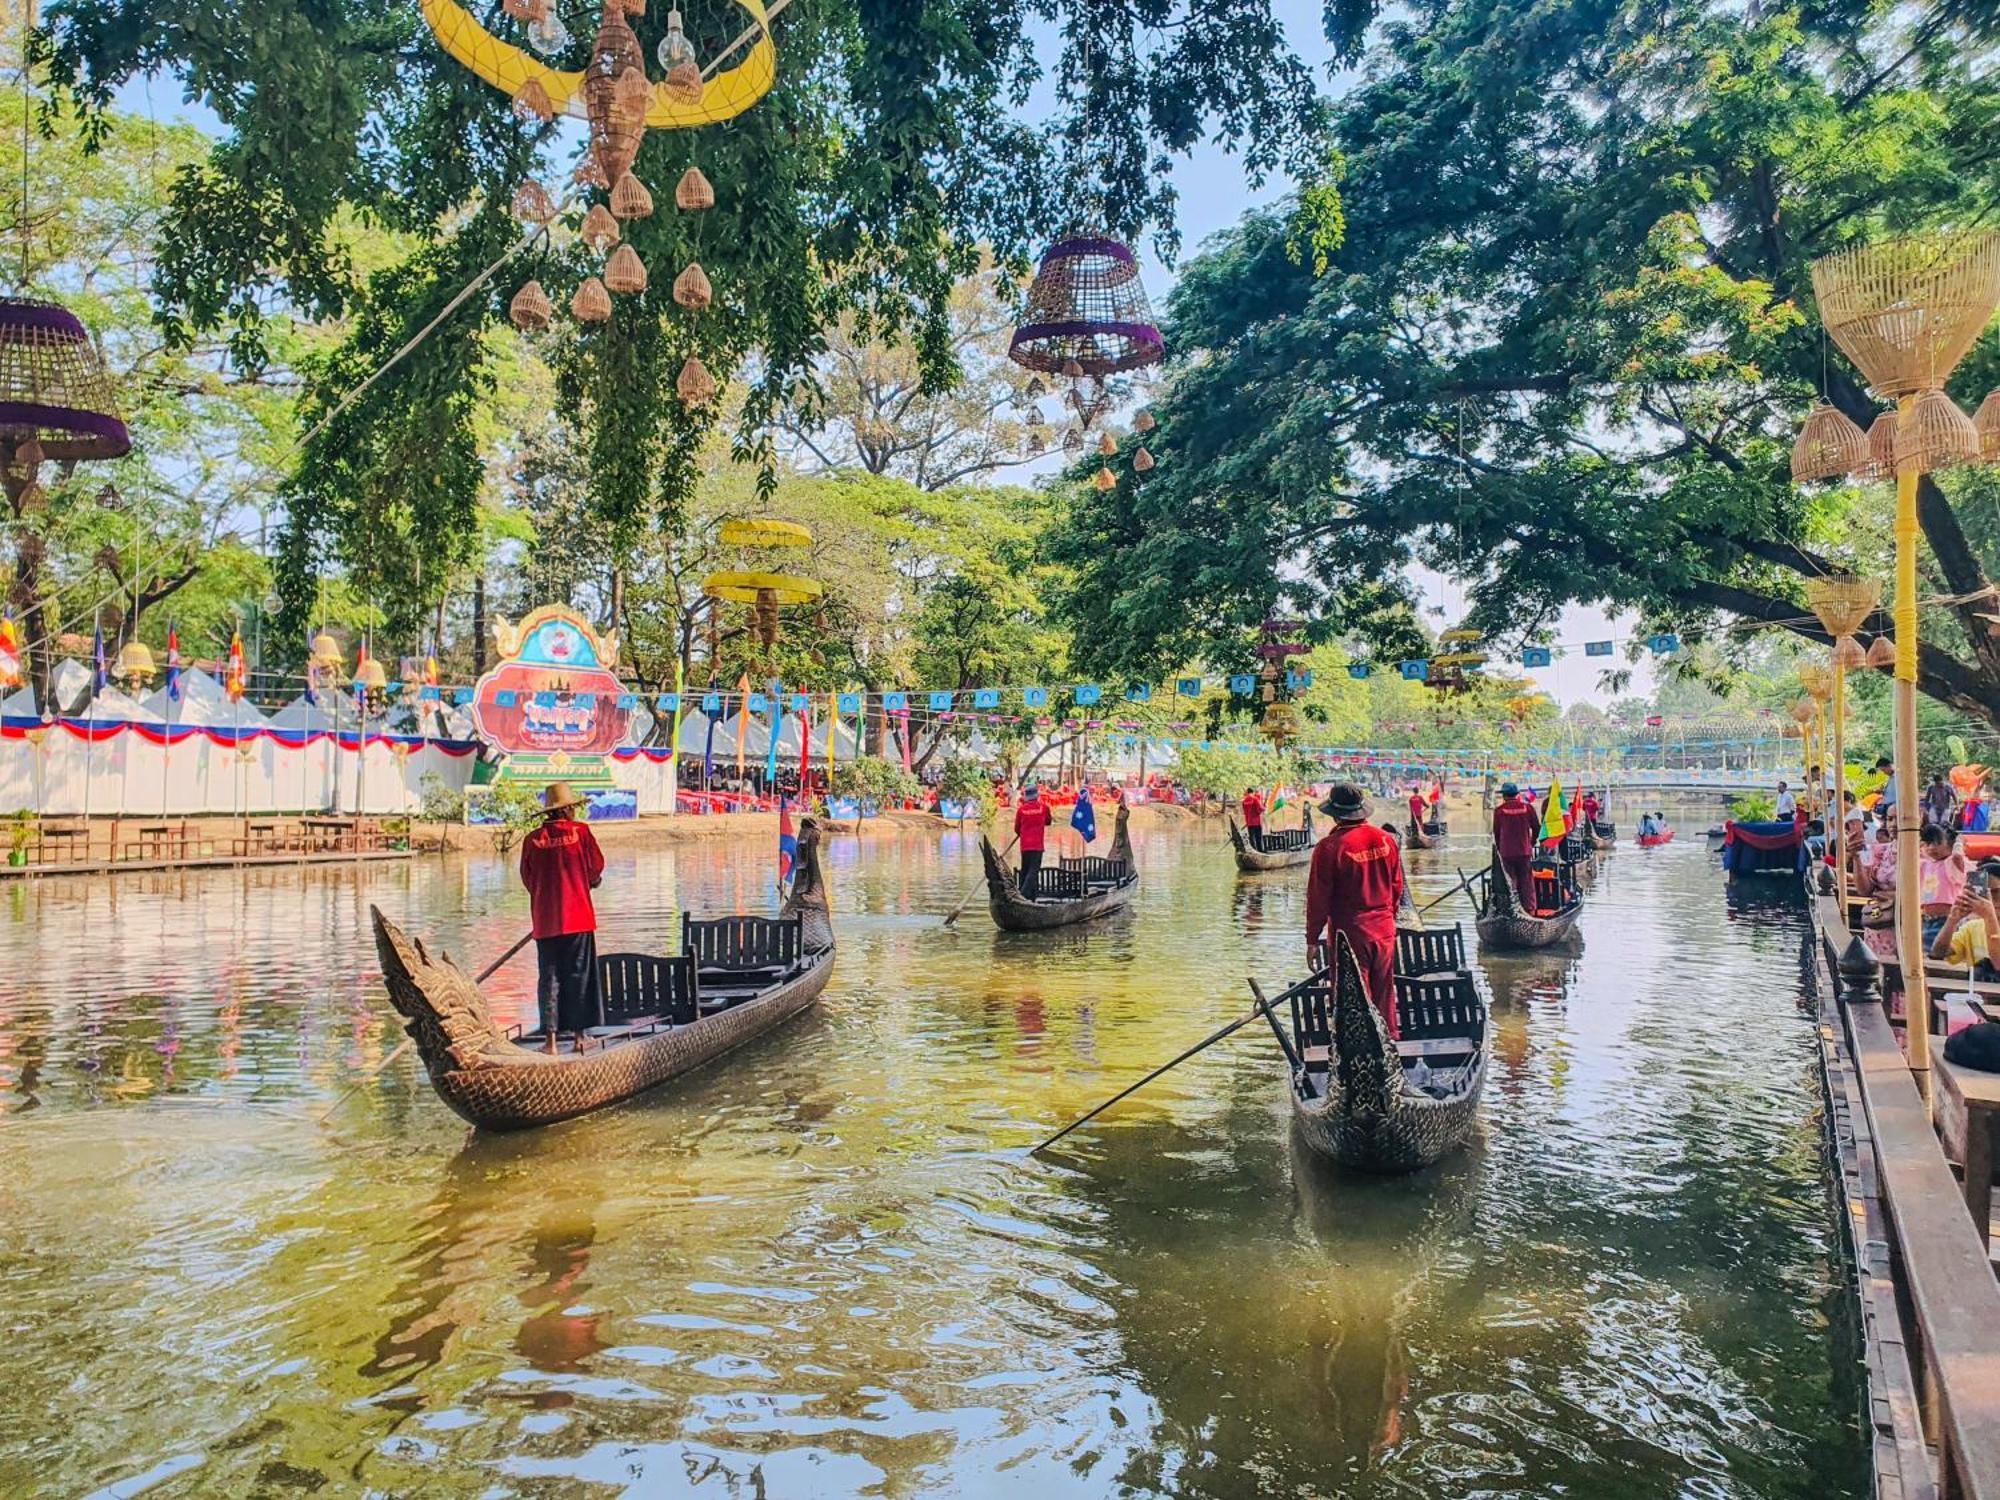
[701,570,823,605]
[418,0,776,129]
[718,518,812,548]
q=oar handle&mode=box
[944,833,1017,926]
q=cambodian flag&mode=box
[1071,785,1096,844]
[93,625,107,692]
[777,798,798,887]
[165,623,183,701]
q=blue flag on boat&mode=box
[1071,785,1096,844]
[93,625,107,693]
[777,798,797,888]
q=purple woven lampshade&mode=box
[0,298,130,462]
[1009,235,1165,377]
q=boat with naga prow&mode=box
[370,817,836,1131]
[1265,928,1488,1172]
[981,800,1138,930]
[1475,853,1583,949]
[1228,809,1315,872]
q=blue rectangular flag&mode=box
[1287,669,1313,690]
[657,692,680,712]
[1071,785,1096,844]
[1647,633,1681,655]
[1022,687,1048,708]
[1177,677,1201,697]
[1230,673,1255,695]
[974,688,1000,709]
[1074,684,1102,705]
[883,692,907,711]
[1126,682,1151,702]
[703,692,723,713]
[929,691,954,711]
[1585,640,1614,657]
[1522,646,1553,668]
[837,691,861,715]
[1348,663,1371,679]
[1400,660,1428,681]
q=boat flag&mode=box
[1071,783,1096,844]
[166,622,183,701]
[352,640,370,708]
[423,649,440,690]
[0,608,19,688]
[93,624,108,692]
[1539,776,1569,844]
[733,671,750,776]
[777,797,798,887]
[225,629,247,701]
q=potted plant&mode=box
[6,810,36,867]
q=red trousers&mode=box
[1501,855,1535,911]
[1334,919,1399,1040]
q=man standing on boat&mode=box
[1492,782,1538,909]
[1241,785,1266,851]
[520,781,606,1042]
[1407,785,1428,838]
[1015,780,1052,898]
[1306,783,1406,1038]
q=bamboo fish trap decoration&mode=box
[1804,573,1880,669]
[1009,234,1164,447]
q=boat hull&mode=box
[1637,830,1675,847]
[981,808,1138,930]
[1475,905,1582,949]
[1229,814,1314,871]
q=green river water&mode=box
[0,809,1866,1497]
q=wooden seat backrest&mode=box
[1290,981,1334,1057]
[1393,971,1484,1041]
[1396,924,1465,977]
[1036,867,1086,901]
[680,913,803,972]
[598,952,699,1026]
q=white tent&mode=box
[79,686,163,725]
[269,693,338,732]
[715,711,773,759]
[773,712,860,760]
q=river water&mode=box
[0,808,1864,1498]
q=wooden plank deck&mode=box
[0,848,412,880]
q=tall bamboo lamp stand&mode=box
[1810,231,2000,1081]
[1806,575,1881,920]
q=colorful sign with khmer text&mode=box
[470,606,630,787]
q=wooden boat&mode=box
[1228,809,1315,871]
[981,801,1137,930]
[1636,827,1676,847]
[1475,854,1583,949]
[1589,819,1616,850]
[1424,813,1448,837]
[1268,931,1487,1173]
[1405,817,1438,850]
[370,818,836,1131]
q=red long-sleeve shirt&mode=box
[1014,798,1052,853]
[520,815,605,938]
[1241,789,1265,828]
[1306,821,1407,946]
[1493,800,1539,858]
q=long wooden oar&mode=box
[944,833,1016,926]
[1029,966,1329,1156]
[1414,864,1482,916]
[318,929,534,1122]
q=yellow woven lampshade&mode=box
[1860,411,1898,481]
[604,243,648,294]
[1096,431,1117,457]
[1975,389,2000,460]
[1792,696,1815,724]
[511,180,557,225]
[672,262,712,310]
[718,518,812,548]
[1896,387,1980,475]
[581,204,620,252]
[115,641,156,682]
[1832,635,1867,669]
[675,167,715,211]
[1133,446,1155,472]
[355,657,389,693]
[1092,465,1116,491]
[509,280,552,332]
[1866,635,1897,668]
[572,277,613,322]
[609,172,654,221]
[700,570,823,605]
[1790,403,1870,483]
[1798,661,1833,701]
[511,78,554,123]
[1804,573,1881,637]
[676,355,717,406]
[1811,231,2000,397]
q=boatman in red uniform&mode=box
[1240,785,1266,851]
[1015,779,1052,898]
[519,781,606,1045]
[1492,780,1539,910]
[1306,783,1407,1037]
[1408,785,1428,836]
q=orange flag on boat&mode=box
[225,629,247,701]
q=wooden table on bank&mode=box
[299,817,358,853]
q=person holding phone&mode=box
[1930,861,2000,979]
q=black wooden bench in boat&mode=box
[1396,924,1466,978]
[681,914,807,1011]
[1057,855,1132,889]
[580,951,701,1045]
[1261,828,1313,852]
[1289,968,1484,1065]
[1033,867,1087,901]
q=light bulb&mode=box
[527,12,570,55]
[657,7,695,69]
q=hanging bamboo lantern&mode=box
[604,244,648,295]
[501,0,546,21]
[671,262,713,311]
[1859,411,1898,481]
[511,78,555,123]
[1974,390,2000,460]
[1896,387,1980,474]
[1790,403,1869,483]
[509,280,553,332]
[1814,234,2000,398]
[355,656,389,694]
[573,157,610,192]
[1798,661,1833,702]
[675,167,715,211]
[1062,428,1083,454]
[610,171,654,220]
[676,356,717,406]
[1135,408,1157,432]
[583,6,648,182]
[1832,636,1868,669]
[511,180,557,225]
[613,65,651,117]
[581,204,621,252]
[1092,465,1116,492]
[1096,431,1117,457]
[115,640,157,684]
[572,277,613,323]
[1866,635,1897,668]
[1805,573,1880,674]
[1133,446,1155,473]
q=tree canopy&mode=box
[1048,0,2000,730]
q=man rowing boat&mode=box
[519,781,606,1042]
[1306,783,1406,1038]
[1491,781,1538,909]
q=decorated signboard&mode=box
[470,606,632,790]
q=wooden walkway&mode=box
[0,847,412,880]
[1813,889,2000,1498]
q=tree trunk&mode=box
[471,575,488,677]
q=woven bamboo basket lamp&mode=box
[1810,228,2000,1075]
[1807,572,1882,910]
[1008,235,1164,433]
[604,244,648,295]
[1975,390,2000,459]
[1790,403,1870,483]
[509,280,553,332]
[676,356,717,406]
